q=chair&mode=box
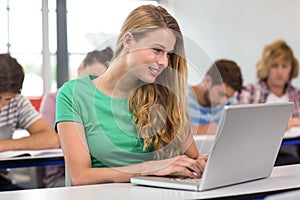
[65,166,72,187]
[29,96,43,111]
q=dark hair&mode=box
[0,53,24,94]
[206,59,243,93]
[82,47,114,68]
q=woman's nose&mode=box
[157,53,168,68]
[278,65,285,72]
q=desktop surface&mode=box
[0,151,64,169]
[0,164,300,200]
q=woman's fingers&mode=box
[197,154,208,173]
[168,155,205,178]
[141,155,207,178]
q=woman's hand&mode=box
[286,117,300,130]
[197,154,208,174]
[140,154,207,178]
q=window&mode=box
[1,0,44,96]
[67,0,158,80]
[0,0,157,96]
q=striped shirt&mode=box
[188,86,237,126]
[0,94,40,140]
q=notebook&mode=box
[131,102,294,191]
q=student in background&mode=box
[56,5,207,186]
[188,59,243,135]
[77,47,113,79]
[40,47,113,187]
[0,53,59,191]
[237,39,300,165]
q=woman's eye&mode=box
[282,64,290,68]
[153,48,162,53]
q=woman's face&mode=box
[267,58,292,88]
[124,28,176,83]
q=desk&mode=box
[0,150,64,169]
[1,164,300,200]
[0,155,64,169]
[281,138,300,146]
[282,127,300,146]
[0,151,64,188]
[194,128,300,152]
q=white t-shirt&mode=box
[266,92,289,103]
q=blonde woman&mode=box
[237,39,300,165]
[56,5,207,186]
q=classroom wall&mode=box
[160,0,300,85]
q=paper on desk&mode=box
[0,148,63,159]
[284,127,300,139]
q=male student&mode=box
[188,59,243,135]
[237,40,300,165]
[0,53,59,191]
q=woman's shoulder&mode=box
[60,76,92,91]
[58,76,97,100]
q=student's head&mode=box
[116,5,189,159]
[0,54,24,109]
[114,4,186,80]
[256,40,299,85]
[204,59,243,107]
[77,47,113,78]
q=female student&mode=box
[56,4,207,186]
[238,39,300,165]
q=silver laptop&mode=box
[193,135,216,154]
[131,102,294,191]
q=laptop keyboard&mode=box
[170,177,202,184]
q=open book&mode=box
[0,148,63,159]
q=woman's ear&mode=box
[122,32,134,50]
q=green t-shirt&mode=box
[56,75,153,168]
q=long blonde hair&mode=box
[115,5,190,159]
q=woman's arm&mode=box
[287,117,300,130]
[184,134,207,174]
[58,121,206,186]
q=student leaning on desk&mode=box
[188,59,243,135]
[56,4,207,186]
[237,39,300,166]
[0,54,60,191]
